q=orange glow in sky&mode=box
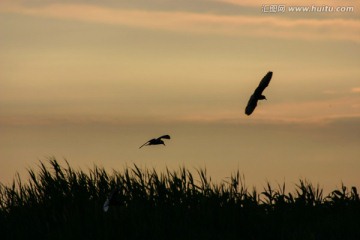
[1,0,359,193]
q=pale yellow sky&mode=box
[0,0,359,192]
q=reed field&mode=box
[1,158,359,240]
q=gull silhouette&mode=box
[245,71,273,116]
[139,135,171,149]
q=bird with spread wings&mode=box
[245,71,273,116]
[139,135,171,149]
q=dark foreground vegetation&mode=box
[1,159,359,240]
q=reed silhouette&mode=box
[1,159,359,240]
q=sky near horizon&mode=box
[1,0,359,193]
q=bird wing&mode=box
[245,94,258,115]
[103,188,120,212]
[103,197,110,212]
[254,71,272,96]
[139,140,151,148]
[103,189,115,212]
[158,135,171,140]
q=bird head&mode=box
[259,95,267,100]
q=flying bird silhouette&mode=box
[245,71,273,116]
[139,135,171,149]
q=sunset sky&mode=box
[1,0,359,193]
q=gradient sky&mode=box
[1,0,359,193]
